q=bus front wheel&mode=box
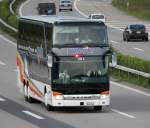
[44,93,54,111]
[27,86,34,103]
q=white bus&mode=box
[17,15,115,111]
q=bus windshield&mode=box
[52,56,109,85]
[54,23,108,47]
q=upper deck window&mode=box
[53,22,108,48]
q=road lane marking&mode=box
[19,0,31,16]
[22,111,44,120]
[110,40,119,44]
[0,61,6,66]
[0,35,16,47]
[111,81,150,97]
[134,47,144,52]
[74,0,88,18]
[111,109,136,119]
[0,97,6,101]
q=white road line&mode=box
[111,109,136,119]
[110,40,119,44]
[0,35,16,47]
[0,61,6,66]
[74,0,88,18]
[111,81,150,97]
[22,111,44,120]
[19,0,31,16]
[0,97,6,101]
[109,25,124,32]
[134,47,144,52]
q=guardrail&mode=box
[110,63,150,79]
[0,18,17,32]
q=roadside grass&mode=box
[112,0,150,21]
[0,0,18,38]
[110,68,150,89]
[110,52,150,89]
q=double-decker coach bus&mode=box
[17,15,116,111]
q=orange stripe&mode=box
[101,91,110,95]
[17,52,44,99]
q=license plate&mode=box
[86,102,94,106]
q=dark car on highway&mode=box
[37,3,56,15]
[123,24,149,41]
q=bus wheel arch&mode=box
[27,81,34,103]
[44,87,54,111]
[24,81,28,102]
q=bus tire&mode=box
[24,85,28,102]
[44,93,54,111]
[94,106,102,111]
[27,86,34,103]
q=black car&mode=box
[37,3,56,15]
[123,24,149,41]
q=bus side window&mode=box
[28,23,46,57]
[18,21,29,51]
[45,24,53,53]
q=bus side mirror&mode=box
[47,55,53,68]
[111,53,117,67]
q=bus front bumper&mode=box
[51,95,110,107]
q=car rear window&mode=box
[130,24,145,29]
[61,1,71,3]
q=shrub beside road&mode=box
[111,53,150,88]
[112,0,150,21]
[0,0,18,37]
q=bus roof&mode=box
[20,15,105,25]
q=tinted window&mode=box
[54,24,108,47]
[45,24,53,52]
[130,24,145,29]
[52,56,109,85]
[18,21,29,51]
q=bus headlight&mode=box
[101,91,110,99]
[101,95,108,99]
[55,95,64,100]
[53,91,63,100]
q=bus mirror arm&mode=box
[47,55,53,68]
[111,52,117,67]
[103,50,117,67]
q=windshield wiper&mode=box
[54,43,81,48]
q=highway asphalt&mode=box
[0,0,150,128]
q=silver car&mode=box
[59,0,73,12]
